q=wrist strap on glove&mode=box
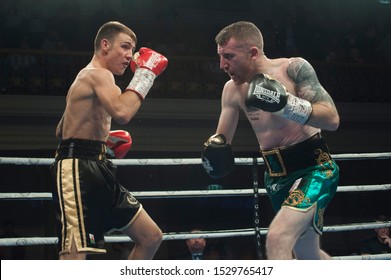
[126,68,156,100]
[279,93,313,125]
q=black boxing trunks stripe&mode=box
[56,158,89,253]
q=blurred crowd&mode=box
[1,0,391,101]
[1,0,391,64]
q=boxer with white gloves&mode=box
[52,21,164,261]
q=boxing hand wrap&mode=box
[106,130,132,159]
[246,74,312,125]
[201,134,235,178]
[126,47,168,100]
[278,93,313,124]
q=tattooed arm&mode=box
[287,57,340,131]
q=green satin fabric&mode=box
[264,160,339,234]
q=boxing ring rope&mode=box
[1,221,391,246]
[1,184,391,200]
[1,152,391,166]
[1,152,391,260]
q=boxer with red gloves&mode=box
[52,21,164,261]
[105,130,132,158]
[126,47,168,100]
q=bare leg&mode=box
[266,206,314,259]
[293,226,331,259]
[122,209,163,260]
[319,250,332,260]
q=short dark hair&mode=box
[215,21,264,51]
[94,21,137,52]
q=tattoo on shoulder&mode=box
[287,58,335,106]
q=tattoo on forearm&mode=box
[287,58,336,107]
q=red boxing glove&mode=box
[126,47,168,100]
[105,130,132,159]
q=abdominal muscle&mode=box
[244,108,320,150]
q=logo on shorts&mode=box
[284,189,306,206]
[267,183,283,194]
[89,233,95,244]
[127,194,139,206]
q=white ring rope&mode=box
[332,254,391,260]
[0,229,259,247]
[1,222,390,247]
[323,222,391,232]
[331,152,391,160]
[0,189,254,200]
[1,184,390,200]
[0,152,391,166]
[1,153,390,260]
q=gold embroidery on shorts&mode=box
[324,170,333,178]
[284,189,310,206]
[315,148,334,177]
[315,148,332,166]
[317,208,325,229]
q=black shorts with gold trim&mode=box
[51,138,142,255]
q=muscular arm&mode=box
[287,58,340,131]
[216,82,240,143]
[92,69,142,125]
